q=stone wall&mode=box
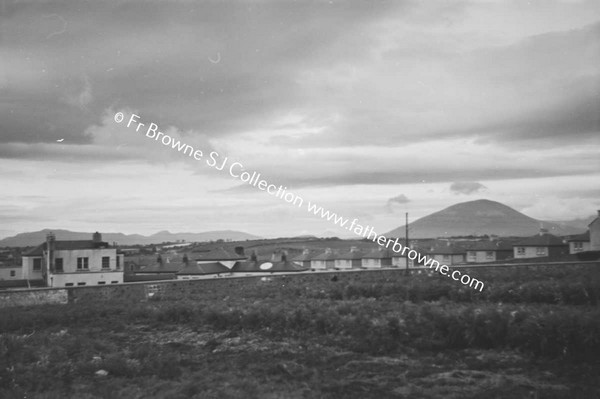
[0,288,68,308]
[0,261,598,309]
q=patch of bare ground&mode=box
[3,266,600,398]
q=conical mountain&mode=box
[385,199,582,238]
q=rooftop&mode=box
[312,249,337,261]
[23,240,110,256]
[231,260,308,273]
[515,233,566,247]
[0,263,22,269]
[336,248,364,260]
[416,242,466,255]
[139,262,183,274]
[290,249,314,262]
[466,240,514,251]
[194,247,247,262]
[362,248,393,259]
[567,231,590,242]
[176,262,231,275]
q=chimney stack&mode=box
[93,231,102,243]
[46,232,56,244]
[539,228,548,236]
[46,232,56,274]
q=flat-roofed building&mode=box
[21,232,124,287]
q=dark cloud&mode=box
[0,0,399,155]
[450,181,487,195]
[385,194,410,213]
[2,1,600,237]
[207,163,598,191]
[388,194,410,204]
[270,21,600,150]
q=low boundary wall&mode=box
[0,261,598,309]
[0,288,68,308]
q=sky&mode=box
[1,0,599,239]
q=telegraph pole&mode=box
[405,212,409,275]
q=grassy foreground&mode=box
[1,266,600,398]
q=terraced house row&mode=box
[5,212,598,287]
[293,225,599,271]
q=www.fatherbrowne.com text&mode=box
[115,111,485,292]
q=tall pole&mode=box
[405,212,409,274]
[405,212,409,248]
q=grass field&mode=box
[1,265,600,398]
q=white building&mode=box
[590,211,600,251]
[311,248,336,270]
[21,232,124,287]
[290,249,313,269]
[568,231,591,254]
[513,229,568,260]
[361,248,392,269]
[334,247,363,270]
[465,241,513,263]
[0,264,21,281]
[391,252,408,269]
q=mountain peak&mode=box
[385,199,582,238]
[152,230,173,236]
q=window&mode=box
[485,251,494,260]
[55,258,63,272]
[536,247,546,256]
[10,270,16,277]
[102,256,110,269]
[33,258,42,271]
[77,257,89,270]
[98,281,106,285]
[516,247,525,255]
[116,256,120,269]
[442,255,450,261]
[467,252,476,260]
[111,281,118,284]
[77,282,86,286]
[574,242,583,251]
[65,283,74,287]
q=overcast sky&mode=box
[1,0,599,239]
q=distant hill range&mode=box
[0,229,261,248]
[385,199,588,239]
[546,215,597,231]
